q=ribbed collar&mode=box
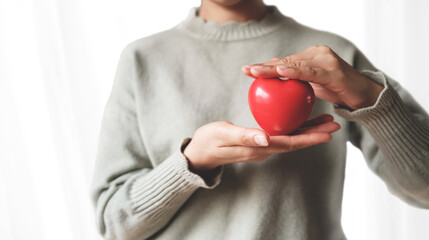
[177,6,291,41]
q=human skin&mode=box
[242,47,384,110]
[184,116,341,173]
[184,0,381,173]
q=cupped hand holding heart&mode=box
[184,116,340,173]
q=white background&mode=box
[0,0,428,239]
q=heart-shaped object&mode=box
[248,78,315,136]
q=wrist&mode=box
[359,80,383,109]
[348,76,384,110]
[181,138,218,173]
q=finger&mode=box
[221,131,333,161]
[243,52,315,78]
[241,65,256,78]
[242,57,282,77]
[266,51,316,67]
[272,48,318,65]
[249,65,279,78]
[217,122,270,147]
[279,53,314,65]
[267,132,333,153]
[293,121,341,135]
[217,146,267,163]
[300,114,334,128]
[250,57,320,78]
[242,46,319,78]
[243,60,296,79]
[276,65,329,85]
[257,57,286,66]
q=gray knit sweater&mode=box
[90,6,429,240]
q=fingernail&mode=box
[254,135,268,146]
[277,65,289,70]
[242,65,251,70]
[251,65,263,70]
[323,135,333,142]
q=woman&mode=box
[91,0,429,239]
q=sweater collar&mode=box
[177,6,291,41]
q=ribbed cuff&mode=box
[334,70,429,171]
[129,145,222,216]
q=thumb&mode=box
[219,122,270,147]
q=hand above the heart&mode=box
[183,115,340,173]
[242,45,384,110]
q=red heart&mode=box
[248,78,315,136]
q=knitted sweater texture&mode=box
[91,6,429,240]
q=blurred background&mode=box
[0,0,428,239]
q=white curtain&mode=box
[342,1,429,239]
[0,0,427,239]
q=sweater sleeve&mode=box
[334,49,429,208]
[90,46,222,240]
